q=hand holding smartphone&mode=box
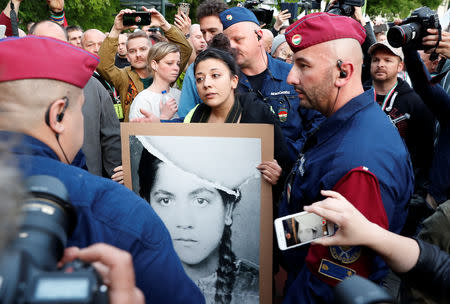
[274,211,336,250]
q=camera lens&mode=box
[13,175,77,270]
[387,22,422,48]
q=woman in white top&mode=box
[129,42,181,120]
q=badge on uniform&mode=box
[318,259,355,281]
[330,245,361,264]
[278,107,288,122]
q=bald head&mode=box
[261,29,273,54]
[81,29,106,55]
[287,38,364,116]
[0,79,82,132]
[29,20,67,41]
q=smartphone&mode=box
[178,3,190,16]
[123,12,151,26]
[274,211,336,251]
[373,23,388,33]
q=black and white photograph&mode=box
[121,123,274,304]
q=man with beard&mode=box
[278,12,414,303]
[98,7,192,121]
[367,41,435,236]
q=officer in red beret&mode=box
[278,12,415,303]
[0,36,205,304]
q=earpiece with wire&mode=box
[337,59,347,78]
[255,30,262,41]
[44,97,70,164]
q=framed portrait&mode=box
[121,123,273,304]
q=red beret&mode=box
[285,12,366,53]
[0,36,99,88]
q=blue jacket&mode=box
[178,56,325,160]
[278,90,414,303]
[403,47,450,204]
[4,132,205,304]
[178,64,200,117]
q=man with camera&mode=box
[0,36,204,303]
[279,12,414,303]
[367,41,434,216]
[97,7,192,122]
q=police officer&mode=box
[278,12,414,303]
[219,7,324,160]
[0,36,204,304]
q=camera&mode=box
[326,0,365,17]
[0,175,108,304]
[387,7,441,50]
[243,0,274,26]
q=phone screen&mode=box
[275,211,334,250]
[178,3,190,16]
[123,12,151,26]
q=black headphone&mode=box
[45,97,69,126]
[255,30,261,41]
[337,60,347,78]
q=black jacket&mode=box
[400,239,450,303]
[365,78,435,178]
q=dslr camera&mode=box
[0,175,108,304]
[326,0,365,17]
[387,6,440,50]
[243,0,274,26]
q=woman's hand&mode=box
[111,165,124,184]
[159,98,178,120]
[130,108,161,123]
[303,190,377,247]
[257,159,281,185]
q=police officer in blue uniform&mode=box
[0,36,204,304]
[219,7,325,161]
[278,13,414,303]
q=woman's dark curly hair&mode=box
[138,149,241,304]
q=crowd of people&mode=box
[0,0,449,303]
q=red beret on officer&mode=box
[0,36,98,88]
[285,12,366,53]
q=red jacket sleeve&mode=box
[305,166,389,286]
[0,12,12,37]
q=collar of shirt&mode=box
[314,89,375,146]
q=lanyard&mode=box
[374,82,397,111]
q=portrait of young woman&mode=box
[134,135,262,304]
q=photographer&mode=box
[0,36,204,303]
[61,244,145,304]
[304,190,450,303]
[396,14,450,207]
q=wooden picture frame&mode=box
[121,123,273,303]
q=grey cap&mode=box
[271,34,286,54]
[368,40,404,61]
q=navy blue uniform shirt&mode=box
[3,132,205,304]
[278,90,414,303]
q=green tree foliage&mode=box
[364,0,442,19]
[0,0,121,31]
